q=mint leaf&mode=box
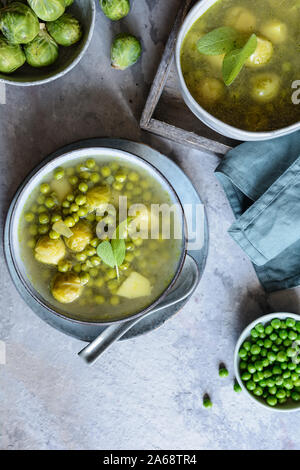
[197,27,238,56]
[111,238,126,266]
[222,34,257,85]
[97,240,116,268]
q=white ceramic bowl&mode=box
[234,312,300,412]
[175,0,300,141]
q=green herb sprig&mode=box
[196,27,257,85]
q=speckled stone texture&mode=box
[0,0,299,450]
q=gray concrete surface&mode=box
[0,0,299,450]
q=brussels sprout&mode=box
[100,0,130,21]
[0,2,39,44]
[47,13,82,46]
[111,33,141,70]
[51,272,83,303]
[24,28,59,67]
[0,36,25,73]
[86,185,110,211]
[34,235,66,265]
[64,0,74,6]
[65,220,92,252]
[28,0,65,22]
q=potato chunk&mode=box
[51,272,83,304]
[251,73,280,103]
[261,20,287,44]
[51,177,72,202]
[35,236,66,265]
[65,220,92,252]
[246,37,273,68]
[117,272,152,299]
[196,77,225,103]
[225,7,256,33]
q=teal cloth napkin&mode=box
[215,131,300,292]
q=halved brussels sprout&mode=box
[100,0,130,21]
[0,2,40,44]
[24,28,59,67]
[64,220,92,252]
[28,0,65,22]
[0,36,26,73]
[47,13,82,46]
[51,272,83,303]
[111,33,141,70]
[34,235,66,265]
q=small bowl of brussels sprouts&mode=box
[0,0,95,85]
[234,313,300,412]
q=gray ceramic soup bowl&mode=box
[5,147,186,325]
[0,0,95,86]
[175,0,300,141]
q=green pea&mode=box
[267,396,277,407]
[251,344,261,355]
[219,367,229,378]
[253,386,263,396]
[241,372,251,381]
[101,166,111,177]
[128,171,139,182]
[25,212,35,222]
[246,381,256,391]
[240,361,247,370]
[250,328,259,338]
[287,347,297,358]
[78,207,88,217]
[284,379,294,390]
[255,323,264,334]
[69,176,79,185]
[45,197,55,209]
[85,247,96,257]
[37,195,46,205]
[286,318,296,328]
[95,295,105,305]
[288,330,297,341]
[90,173,100,183]
[76,253,87,262]
[70,203,79,213]
[40,183,50,194]
[39,213,49,225]
[279,330,288,340]
[90,268,99,278]
[86,159,96,169]
[38,225,49,234]
[80,272,90,285]
[291,391,300,401]
[265,325,273,335]
[78,182,88,193]
[276,389,286,399]
[73,264,82,273]
[51,213,62,223]
[75,194,87,206]
[58,260,71,273]
[243,342,252,352]
[203,397,213,409]
[277,351,287,362]
[113,182,123,191]
[271,319,281,329]
[49,230,60,240]
[66,193,75,202]
[110,295,120,306]
[27,238,35,248]
[283,371,291,379]
[234,381,242,393]
[115,172,127,183]
[248,364,256,374]
[275,376,284,386]
[272,365,282,375]
[283,339,292,347]
[62,200,70,208]
[64,216,75,227]
[73,214,79,224]
[29,224,38,236]
[264,339,272,349]
[54,167,64,180]
[90,256,101,266]
[270,333,277,341]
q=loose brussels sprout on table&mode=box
[111,33,142,70]
[47,13,82,46]
[24,28,59,67]
[27,0,65,22]
[100,0,130,21]
[0,2,40,44]
[0,36,26,73]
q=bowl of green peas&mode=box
[234,313,300,411]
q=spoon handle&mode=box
[78,254,199,365]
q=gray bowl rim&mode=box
[5,144,188,327]
[0,0,96,87]
[175,0,300,141]
[234,312,300,412]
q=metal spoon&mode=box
[78,254,199,365]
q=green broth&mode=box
[181,0,300,132]
[19,157,183,322]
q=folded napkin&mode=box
[215,131,300,292]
